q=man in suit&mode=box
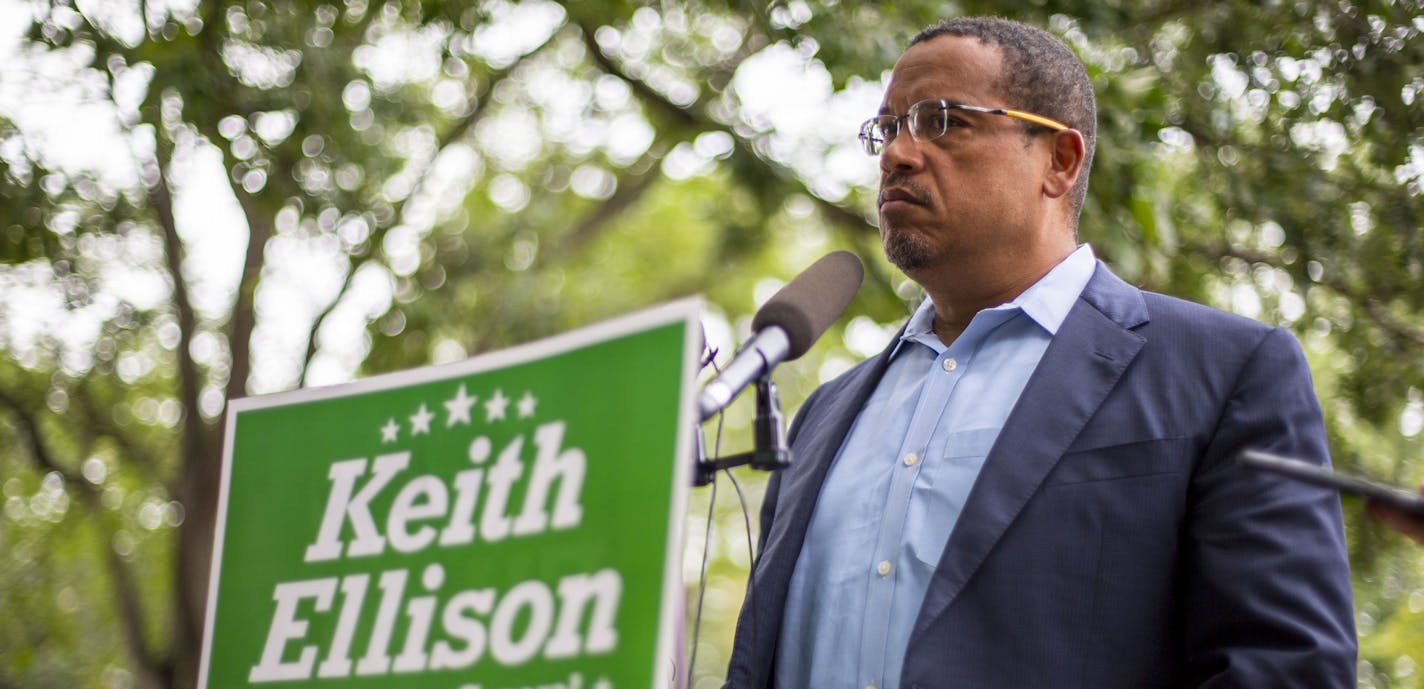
[724,17,1356,689]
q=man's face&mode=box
[876,36,1056,278]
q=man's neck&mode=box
[917,245,1075,347]
[925,286,1024,346]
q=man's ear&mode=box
[1043,129,1086,200]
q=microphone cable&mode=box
[687,250,861,685]
[687,340,724,687]
[687,354,762,689]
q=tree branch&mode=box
[545,150,664,264]
[436,28,561,151]
[298,30,562,385]
[464,145,670,355]
[149,166,209,459]
[72,381,164,482]
[570,14,877,236]
[567,12,901,307]
[0,388,171,688]
[104,540,174,689]
[0,387,67,479]
[1186,240,1424,347]
[571,18,699,130]
[221,190,270,403]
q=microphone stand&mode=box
[694,374,792,486]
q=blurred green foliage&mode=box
[0,0,1422,687]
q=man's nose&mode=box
[879,130,924,175]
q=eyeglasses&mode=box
[858,99,1070,155]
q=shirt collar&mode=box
[1014,243,1096,336]
[893,243,1097,355]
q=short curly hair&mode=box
[910,17,1097,221]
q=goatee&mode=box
[881,222,933,272]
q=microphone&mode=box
[697,251,864,421]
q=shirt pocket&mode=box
[942,427,1001,460]
[907,427,1002,568]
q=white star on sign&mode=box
[517,390,537,419]
[484,388,509,422]
[591,677,612,689]
[444,384,476,427]
[409,403,435,435]
[380,418,399,443]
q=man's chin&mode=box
[882,230,933,273]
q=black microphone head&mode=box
[751,250,864,360]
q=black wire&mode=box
[687,454,717,687]
[725,465,758,684]
[686,347,768,688]
[687,353,728,688]
[725,469,755,575]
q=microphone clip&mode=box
[693,373,792,486]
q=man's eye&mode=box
[916,109,968,135]
[938,110,971,128]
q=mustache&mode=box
[878,174,931,207]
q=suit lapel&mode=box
[911,264,1149,639]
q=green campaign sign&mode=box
[198,299,702,689]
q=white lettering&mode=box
[512,422,586,536]
[479,436,525,543]
[438,436,491,546]
[355,568,407,675]
[248,578,336,682]
[304,424,592,561]
[250,569,622,681]
[430,589,494,669]
[315,573,368,678]
[393,564,445,672]
[545,568,621,657]
[489,580,554,665]
[304,453,411,562]
[388,476,448,553]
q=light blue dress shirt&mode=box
[774,245,1097,689]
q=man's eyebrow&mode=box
[878,98,970,115]
[875,100,921,115]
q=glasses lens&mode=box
[908,101,949,142]
[860,118,891,155]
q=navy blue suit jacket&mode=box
[725,264,1356,688]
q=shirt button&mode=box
[903,452,919,467]
[876,560,892,576]
[942,357,958,372]
[867,684,878,689]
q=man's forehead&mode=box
[891,35,1002,80]
[881,36,1002,109]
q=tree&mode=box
[1,1,1421,688]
